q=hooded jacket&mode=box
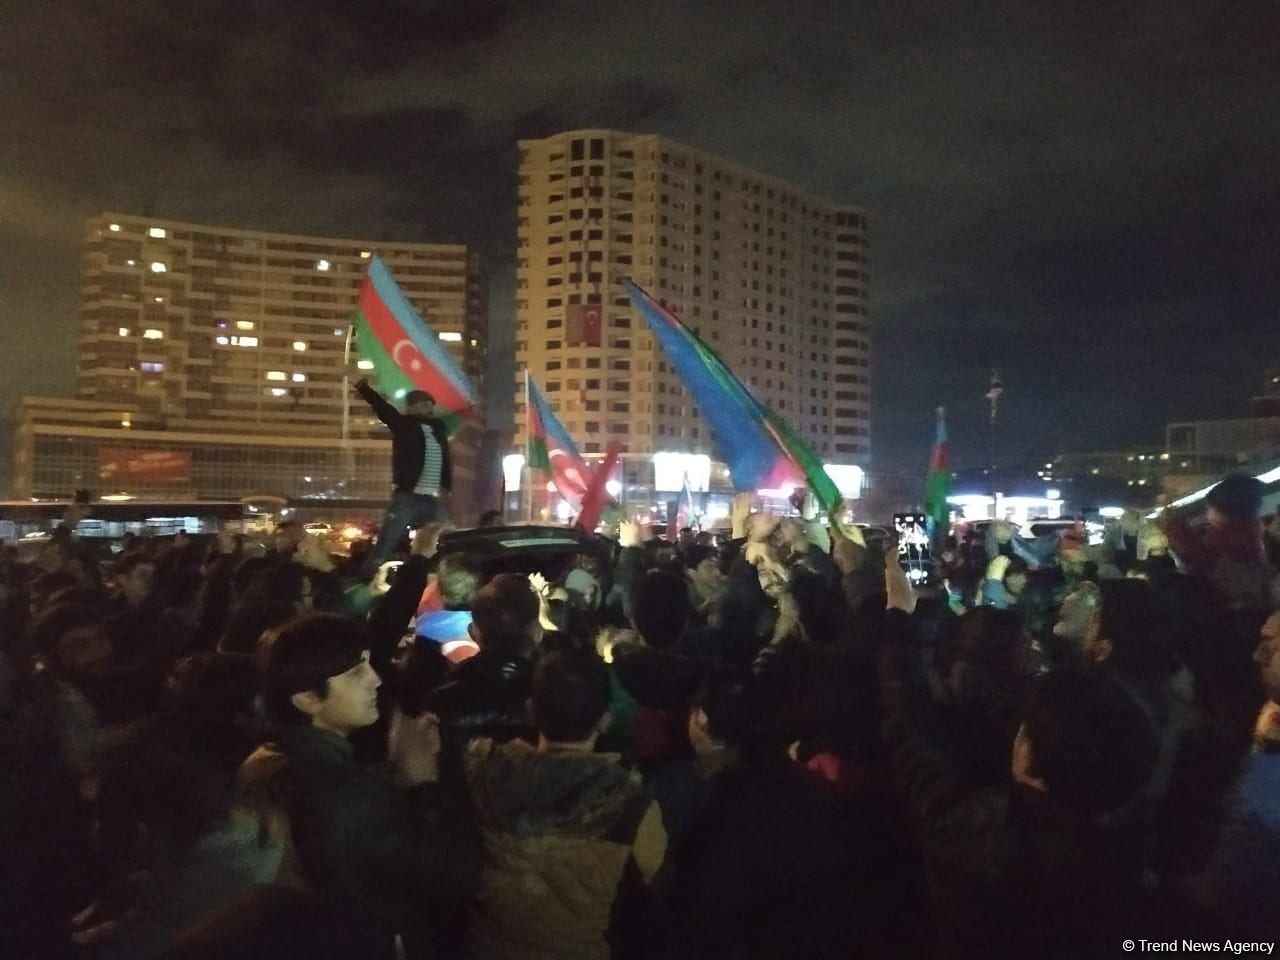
[462,737,667,960]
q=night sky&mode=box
[3,0,1278,489]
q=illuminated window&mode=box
[357,359,375,370]
[265,371,287,381]
[333,328,345,336]
[292,341,307,351]
[316,259,331,272]
[117,327,130,337]
[291,372,307,383]
[359,251,372,259]
[267,387,287,397]
[153,296,164,303]
[231,335,259,347]
[236,320,255,331]
[215,335,230,346]
[140,361,165,373]
[150,262,166,273]
[148,227,167,239]
[142,328,163,339]
[108,223,121,232]
[439,331,462,342]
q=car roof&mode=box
[438,524,617,560]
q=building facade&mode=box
[14,214,490,512]
[513,130,871,496]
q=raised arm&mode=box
[355,377,402,428]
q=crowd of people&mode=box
[2,475,1278,959]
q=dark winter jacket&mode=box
[357,381,452,494]
[237,724,481,959]
[462,738,667,960]
[666,755,855,960]
[425,650,536,748]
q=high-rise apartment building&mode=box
[513,130,871,487]
[14,214,490,511]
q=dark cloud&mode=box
[3,0,1278,490]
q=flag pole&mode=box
[341,320,356,479]
[523,368,533,522]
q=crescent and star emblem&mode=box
[391,339,425,375]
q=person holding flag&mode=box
[356,378,453,571]
[349,254,478,571]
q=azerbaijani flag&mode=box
[351,254,478,436]
[667,476,699,538]
[923,407,950,528]
[625,281,843,520]
[526,370,591,506]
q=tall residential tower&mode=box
[513,130,871,495]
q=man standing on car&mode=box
[356,377,452,573]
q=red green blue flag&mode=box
[351,254,477,436]
[525,371,591,506]
[625,281,844,520]
[923,407,950,528]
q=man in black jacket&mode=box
[238,613,480,959]
[356,378,453,572]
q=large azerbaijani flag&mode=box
[525,371,591,506]
[625,281,844,519]
[922,407,950,528]
[351,254,478,436]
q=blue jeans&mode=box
[366,490,443,573]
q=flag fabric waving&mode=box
[625,280,843,519]
[666,476,699,539]
[525,371,591,506]
[575,441,621,532]
[923,407,950,529]
[351,254,478,436]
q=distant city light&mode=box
[140,361,165,373]
[555,500,573,522]
[268,388,288,397]
[120,418,131,428]
[215,335,229,345]
[148,227,167,239]
[439,331,463,342]
[142,328,163,339]
[1046,488,1061,500]
[291,372,306,382]
[293,341,307,351]
[316,259,331,271]
[266,371,286,381]
[153,296,164,303]
[150,261,166,273]
[108,223,121,232]
[502,454,525,492]
[118,327,130,337]
[605,479,622,497]
[1099,507,1125,518]
[359,251,372,259]
[334,328,345,336]
[357,359,375,370]
[231,335,259,347]
[394,389,407,399]
[236,320,254,330]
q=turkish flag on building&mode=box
[566,304,602,347]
